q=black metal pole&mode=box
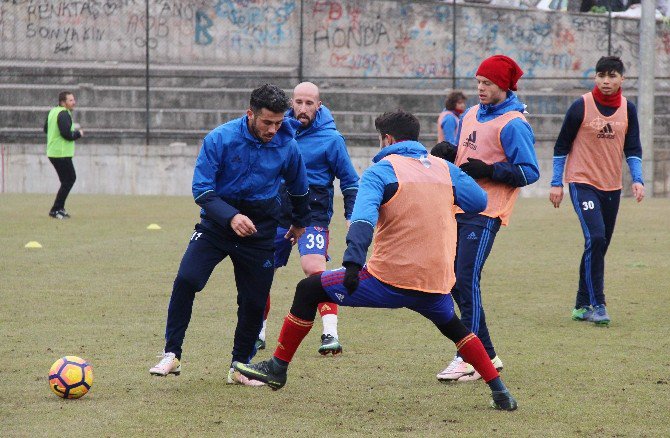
[607,0,612,55]
[452,2,457,90]
[298,0,304,82]
[145,0,150,146]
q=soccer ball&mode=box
[48,356,93,399]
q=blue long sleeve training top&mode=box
[550,96,643,186]
[192,115,310,246]
[342,141,488,268]
[282,105,359,227]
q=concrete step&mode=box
[5,106,668,140]
[0,60,298,88]
[6,122,669,154]
[3,81,670,114]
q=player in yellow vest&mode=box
[549,56,645,326]
[234,110,519,411]
[44,91,83,219]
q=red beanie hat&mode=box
[475,55,524,91]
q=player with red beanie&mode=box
[433,55,540,383]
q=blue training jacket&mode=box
[192,115,310,245]
[282,105,359,227]
[342,141,488,268]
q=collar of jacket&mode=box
[477,91,526,117]
[373,140,428,163]
[286,105,337,137]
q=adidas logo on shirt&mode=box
[462,131,477,150]
[466,232,478,240]
[263,260,273,268]
[597,123,615,139]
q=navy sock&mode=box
[272,356,289,369]
[487,377,507,393]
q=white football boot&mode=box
[227,367,265,387]
[150,352,181,376]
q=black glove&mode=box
[459,158,494,179]
[430,141,458,163]
[342,262,362,295]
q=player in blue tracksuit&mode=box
[258,82,359,355]
[150,85,310,386]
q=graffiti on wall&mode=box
[0,0,668,78]
[0,0,299,64]
[307,0,455,78]
[302,0,668,80]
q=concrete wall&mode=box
[3,141,660,197]
[2,143,198,195]
[0,0,300,66]
[2,0,669,82]
[302,1,669,82]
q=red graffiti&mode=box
[346,3,362,26]
[557,28,574,45]
[663,31,670,55]
[313,0,342,21]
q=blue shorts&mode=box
[274,226,330,268]
[320,266,455,325]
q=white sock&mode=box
[321,314,338,339]
[259,319,267,341]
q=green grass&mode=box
[1,194,669,437]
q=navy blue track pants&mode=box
[568,183,620,308]
[163,225,275,365]
[451,216,501,360]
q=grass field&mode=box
[1,193,669,437]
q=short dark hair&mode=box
[444,91,466,111]
[58,91,73,104]
[374,110,420,142]
[250,84,290,114]
[595,56,625,75]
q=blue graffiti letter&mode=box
[195,10,213,45]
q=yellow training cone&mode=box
[25,241,43,248]
[147,224,162,230]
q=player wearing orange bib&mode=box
[435,55,539,383]
[549,56,644,326]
